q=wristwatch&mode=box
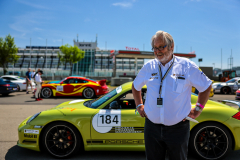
[195,105,202,112]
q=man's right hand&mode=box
[137,105,148,118]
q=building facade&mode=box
[72,40,97,76]
[1,37,197,79]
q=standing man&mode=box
[132,31,212,160]
[25,68,33,94]
[35,70,44,101]
[31,69,35,82]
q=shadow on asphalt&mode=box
[5,145,147,160]
[5,145,239,160]
[0,95,15,98]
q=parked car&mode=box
[40,76,108,99]
[212,77,240,94]
[0,78,18,96]
[18,82,240,159]
[192,80,214,97]
[1,75,35,91]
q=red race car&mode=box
[39,77,109,99]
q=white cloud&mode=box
[112,2,132,8]
[185,0,201,3]
[112,0,136,8]
[34,28,43,31]
[9,11,52,35]
[17,0,49,9]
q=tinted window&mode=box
[0,78,7,84]
[88,89,117,109]
[77,79,88,83]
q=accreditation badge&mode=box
[157,98,163,108]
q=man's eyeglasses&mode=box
[152,45,167,51]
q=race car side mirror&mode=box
[109,101,120,109]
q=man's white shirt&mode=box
[133,56,212,126]
[31,72,35,78]
[35,74,42,83]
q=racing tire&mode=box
[221,87,230,94]
[41,122,82,158]
[41,87,52,98]
[82,87,95,99]
[189,122,232,160]
[2,93,9,96]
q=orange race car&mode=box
[39,77,109,99]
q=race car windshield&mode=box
[88,89,118,109]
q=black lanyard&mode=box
[158,56,175,98]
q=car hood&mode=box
[47,99,94,114]
[213,82,227,86]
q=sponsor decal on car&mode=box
[86,139,145,145]
[92,109,121,133]
[24,129,39,134]
[56,86,63,91]
[24,134,37,138]
[109,127,144,133]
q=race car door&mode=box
[63,78,78,96]
[90,90,146,146]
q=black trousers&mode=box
[144,118,190,160]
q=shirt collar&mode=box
[156,56,174,68]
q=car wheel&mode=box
[2,93,9,96]
[42,122,81,158]
[221,87,230,94]
[41,88,52,98]
[82,88,95,99]
[189,122,232,160]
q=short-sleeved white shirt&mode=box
[133,56,212,126]
[35,74,42,83]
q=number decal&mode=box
[113,115,119,124]
[56,86,63,91]
[97,110,121,127]
[106,115,111,124]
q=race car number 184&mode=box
[97,114,121,127]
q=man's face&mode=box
[28,69,31,72]
[38,72,42,75]
[153,37,173,64]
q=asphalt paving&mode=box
[0,91,240,160]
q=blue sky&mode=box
[0,0,239,69]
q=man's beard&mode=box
[156,50,173,64]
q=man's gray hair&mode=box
[151,31,174,50]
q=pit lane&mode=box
[0,91,239,160]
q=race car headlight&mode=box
[26,112,41,124]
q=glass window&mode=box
[86,89,118,108]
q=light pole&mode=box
[212,63,215,69]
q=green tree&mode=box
[0,34,19,75]
[58,44,85,76]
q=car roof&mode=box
[1,75,19,78]
[66,76,96,82]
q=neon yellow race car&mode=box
[18,82,240,159]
